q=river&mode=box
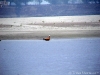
[0,38,100,75]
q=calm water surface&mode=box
[0,38,100,75]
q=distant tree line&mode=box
[45,0,100,4]
[0,0,42,6]
[0,0,100,6]
[82,0,100,4]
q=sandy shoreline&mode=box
[0,30,100,40]
[0,15,100,40]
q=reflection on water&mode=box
[0,38,100,75]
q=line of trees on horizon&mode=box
[0,0,100,6]
[45,0,100,4]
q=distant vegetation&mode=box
[0,0,42,6]
[45,0,100,4]
[0,0,100,17]
[0,0,100,6]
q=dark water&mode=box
[0,38,100,75]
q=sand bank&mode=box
[0,15,100,25]
[0,15,100,40]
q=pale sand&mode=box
[0,15,100,40]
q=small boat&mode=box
[43,35,50,41]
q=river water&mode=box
[0,38,100,75]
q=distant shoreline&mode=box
[0,30,100,40]
[0,4,100,17]
[0,15,100,40]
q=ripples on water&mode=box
[0,38,100,75]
